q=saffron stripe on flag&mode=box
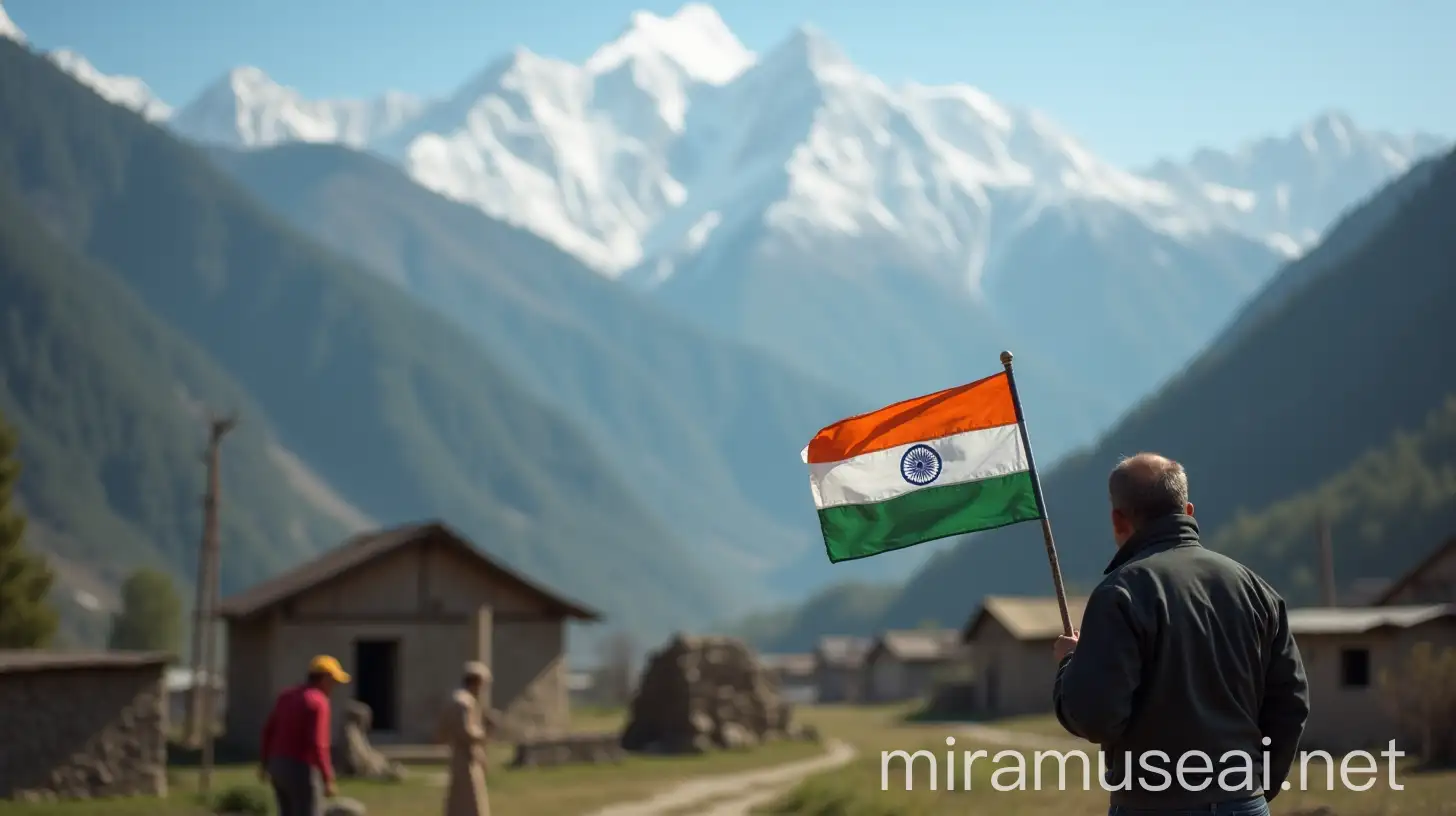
[818,471,1041,563]
[805,371,1018,463]
[809,423,1027,509]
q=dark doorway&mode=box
[353,639,399,732]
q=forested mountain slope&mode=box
[207,143,911,594]
[0,179,349,596]
[0,39,730,638]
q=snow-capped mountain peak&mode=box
[32,1,1439,287]
[0,1,24,45]
[1300,110,1358,154]
[585,3,753,86]
[1145,109,1448,253]
[170,66,427,150]
[45,49,172,122]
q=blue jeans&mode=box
[1109,796,1269,816]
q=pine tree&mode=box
[0,410,57,648]
[108,568,182,653]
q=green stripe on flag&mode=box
[817,471,1042,563]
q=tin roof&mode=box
[759,652,816,675]
[1287,604,1455,636]
[869,629,960,663]
[814,635,870,668]
[962,595,1090,642]
[218,521,600,621]
[0,650,170,673]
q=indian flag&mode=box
[803,371,1043,563]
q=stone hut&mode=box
[812,635,869,703]
[0,650,169,801]
[220,521,600,748]
[759,653,817,703]
[1289,603,1456,752]
[861,629,961,702]
[960,595,1089,717]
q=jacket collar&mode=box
[1104,513,1201,574]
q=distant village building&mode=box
[960,595,1088,718]
[1374,538,1456,605]
[758,652,817,704]
[812,636,868,703]
[219,522,600,747]
[164,666,224,731]
[0,651,169,801]
[566,668,597,708]
[1289,604,1456,751]
[861,629,961,702]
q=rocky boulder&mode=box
[620,633,791,754]
[335,703,405,782]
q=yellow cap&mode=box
[309,655,351,683]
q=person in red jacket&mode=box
[259,655,351,816]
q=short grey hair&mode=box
[1108,453,1189,524]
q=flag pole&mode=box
[1000,350,1074,636]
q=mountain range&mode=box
[1,2,1449,647]
[0,37,740,647]
[20,3,1444,461]
[745,145,1456,650]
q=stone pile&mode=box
[511,733,626,768]
[335,703,406,782]
[620,633,791,754]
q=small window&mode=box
[1340,648,1371,688]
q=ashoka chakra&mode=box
[900,444,943,486]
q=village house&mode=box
[219,521,600,748]
[813,635,869,703]
[960,595,1089,718]
[758,652,818,704]
[861,629,961,702]
[0,651,169,801]
[1289,603,1456,752]
[1373,537,1456,605]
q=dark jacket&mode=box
[1053,514,1309,808]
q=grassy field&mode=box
[758,711,1456,816]
[0,705,827,816]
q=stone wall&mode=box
[492,620,569,739]
[0,651,169,802]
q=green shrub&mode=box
[213,784,270,815]
[758,774,916,815]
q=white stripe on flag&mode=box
[808,423,1027,510]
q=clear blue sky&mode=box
[6,0,1448,166]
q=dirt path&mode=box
[581,738,858,816]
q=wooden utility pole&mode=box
[1317,512,1338,607]
[191,412,236,798]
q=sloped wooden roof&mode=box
[962,595,1089,642]
[1373,537,1456,606]
[0,650,170,673]
[218,521,600,621]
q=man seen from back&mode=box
[1053,453,1310,816]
